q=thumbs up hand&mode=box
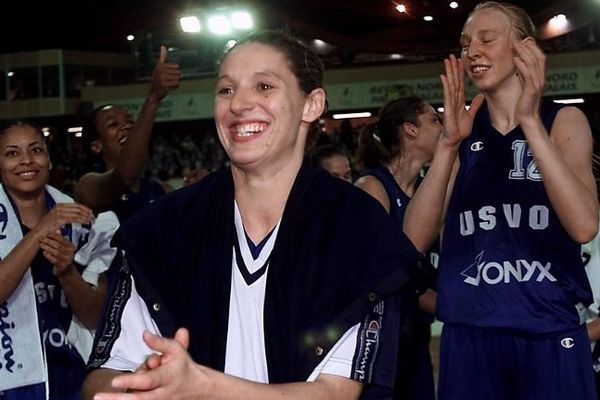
[150,45,182,100]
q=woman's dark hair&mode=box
[219,30,325,96]
[357,96,427,170]
[0,119,45,140]
[76,103,114,177]
[81,103,114,149]
[310,144,348,168]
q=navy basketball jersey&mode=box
[365,164,411,223]
[31,246,87,400]
[366,164,437,400]
[438,102,593,334]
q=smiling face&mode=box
[460,7,520,92]
[91,105,134,168]
[0,124,50,198]
[214,41,324,174]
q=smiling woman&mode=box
[0,119,119,400]
[82,30,428,400]
[214,42,323,192]
[402,2,600,400]
[0,122,51,196]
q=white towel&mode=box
[0,186,47,392]
[583,235,600,320]
[0,184,119,394]
[69,210,119,363]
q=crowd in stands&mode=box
[48,119,360,196]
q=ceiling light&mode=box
[424,15,434,22]
[552,14,567,23]
[231,11,253,30]
[314,39,326,48]
[438,105,469,112]
[396,4,407,13]
[450,2,459,9]
[544,13,570,37]
[311,39,335,54]
[333,112,372,120]
[208,15,232,35]
[549,14,568,29]
[180,16,201,33]
[553,98,584,104]
[67,127,83,133]
[126,34,135,42]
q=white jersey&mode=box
[224,201,360,382]
[102,201,360,382]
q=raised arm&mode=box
[74,46,181,212]
[403,55,484,252]
[513,40,598,243]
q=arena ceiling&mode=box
[4,0,599,66]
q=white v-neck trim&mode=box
[233,201,281,274]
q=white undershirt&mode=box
[102,201,360,383]
[224,201,359,383]
[224,202,280,381]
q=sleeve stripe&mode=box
[351,300,385,383]
[88,255,132,369]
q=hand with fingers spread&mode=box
[513,39,546,125]
[150,45,182,101]
[440,55,485,148]
[40,231,77,278]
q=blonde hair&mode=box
[470,1,536,39]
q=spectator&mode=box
[74,46,180,222]
[311,144,353,183]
